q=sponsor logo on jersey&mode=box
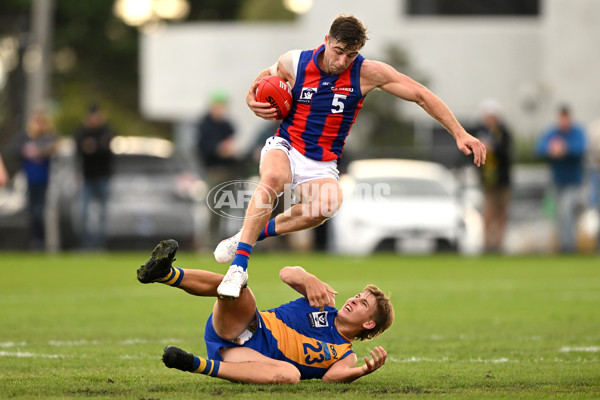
[331,87,354,93]
[307,311,329,328]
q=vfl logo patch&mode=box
[298,87,317,104]
[308,311,329,328]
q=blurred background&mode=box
[0,0,599,255]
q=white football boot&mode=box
[213,230,242,264]
[217,265,248,299]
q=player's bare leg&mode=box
[241,149,292,245]
[139,240,299,384]
[161,271,298,383]
[162,285,282,382]
[163,346,300,384]
[216,150,291,299]
[218,347,300,384]
[151,267,257,338]
[214,177,342,265]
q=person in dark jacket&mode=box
[75,104,115,249]
[197,90,238,243]
[474,98,512,253]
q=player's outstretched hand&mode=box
[457,132,487,167]
[363,346,387,374]
[246,82,278,120]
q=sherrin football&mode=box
[255,76,292,120]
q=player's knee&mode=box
[259,171,287,194]
[318,187,342,216]
[304,212,330,226]
[311,199,340,221]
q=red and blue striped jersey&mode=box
[276,45,365,162]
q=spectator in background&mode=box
[197,90,238,243]
[474,98,513,253]
[19,109,58,249]
[75,104,115,250]
[536,105,587,253]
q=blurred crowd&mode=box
[0,96,599,255]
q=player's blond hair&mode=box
[355,285,394,341]
[328,14,369,50]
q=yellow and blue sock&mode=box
[257,218,278,241]
[231,242,253,271]
[157,267,184,287]
[191,356,220,377]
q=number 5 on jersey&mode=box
[331,94,347,113]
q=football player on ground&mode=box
[137,239,394,383]
[215,14,486,299]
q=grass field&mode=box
[1,250,599,399]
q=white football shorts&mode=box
[259,136,340,192]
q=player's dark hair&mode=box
[328,14,369,50]
[355,285,394,341]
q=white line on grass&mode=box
[469,357,512,363]
[560,346,600,353]
[0,351,65,358]
[119,354,157,359]
[0,341,27,348]
[389,357,515,363]
[391,356,450,363]
[49,340,100,346]
[43,338,182,346]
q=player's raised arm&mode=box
[361,60,487,167]
[279,266,337,311]
[321,346,387,383]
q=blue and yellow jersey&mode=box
[204,297,354,380]
[276,45,365,163]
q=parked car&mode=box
[52,136,208,250]
[328,159,483,255]
[502,164,553,254]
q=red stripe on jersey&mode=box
[353,97,365,123]
[317,69,353,160]
[285,51,321,157]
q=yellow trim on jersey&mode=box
[260,311,353,369]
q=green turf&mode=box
[0,251,599,399]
